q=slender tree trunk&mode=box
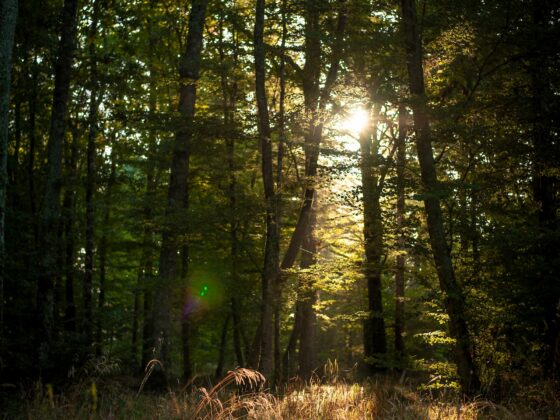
[298,199,318,380]
[282,301,302,380]
[36,0,79,370]
[394,105,407,358]
[274,0,287,383]
[84,0,101,351]
[359,106,387,370]
[218,13,244,370]
[139,2,158,371]
[253,0,280,379]
[0,0,18,343]
[140,151,156,369]
[152,0,208,376]
[530,0,559,377]
[278,0,346,380]
[180,242,191,380]
[215,314,231,378]
[400,0,480,395]
[231,298,245,367]
[63,127,79,332]
[280,0,346,271]
[96,143,116,356]
[27,57,39,248]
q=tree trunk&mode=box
[0,0,18,343]
[36,0,79,370]
[231,298,245,367]
[27,56,39,248]
[400,0,480,395]
[298,199,318,380]
[280,0,346,271]
[394,105,407,358]
[530,0,559,377]
[282,301,302,380]
[84,0,101,351]
[278,0,346,380]
[215,314,231,378]
[180,242,191,380]
[96,141,116,356]
[152,0,207,376]
[139,2,159,371]
[254,0,280,379]
[359,106,387,370]
[63,126,79,333]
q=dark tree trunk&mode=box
[0,0,18,343]
[282,301,302,380]
[298,200,318,380]
[84,0,101,351]
[218,13,244,370]
[400,0,480,395]
[530,0,559,377]
[139,3,158,371]
[278,0,346,380]
[140,148,156,369]
[215,314,231,378]
[273,0,287,383]
[254,0,280,378]
[63,127,79,333]
[36,0,79,370]
[394,105,407,358]
[96,142,116,356]
[180,242,191,380]
[27,57,39,247]
[152,0,207,376]
[280,0,346,271]
[359,106,387,370]
[231,298,245,367]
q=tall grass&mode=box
[4,365,558,419]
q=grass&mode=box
[2,367,559,419]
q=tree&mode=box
[152,0,208,378]
[0,0,18,345]
[36,0,79,371]
[253,0,280,379]
[400,0,480,395]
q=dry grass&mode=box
[3,367,559,419]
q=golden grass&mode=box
[5,368,558,419]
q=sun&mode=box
[336,107,369,152]
[341,107,369,136]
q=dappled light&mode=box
[1,0,558,417]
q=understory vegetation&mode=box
[4,366,559,419]
[0,0,559,416]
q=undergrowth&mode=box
[2,365,559,419]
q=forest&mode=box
[0,0,559,418]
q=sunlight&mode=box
[342,107,369,135]
[337,107,369,152]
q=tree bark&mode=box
[36,0,79,370]
[298,198,318,380]
[530,0,559,377]
[231,298,245,367]
[63,126,79,333]
[253,0,280,379]
[394,105,407,358]
[0,0,18,343]
[359,105,387,370]
[96,140,116,356]
[84,0,101,351]
[152,0,207,376]
[400,0,480,395]
[215,314,231,378]
[278,0,346,380]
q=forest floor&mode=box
[2,368,559,419]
